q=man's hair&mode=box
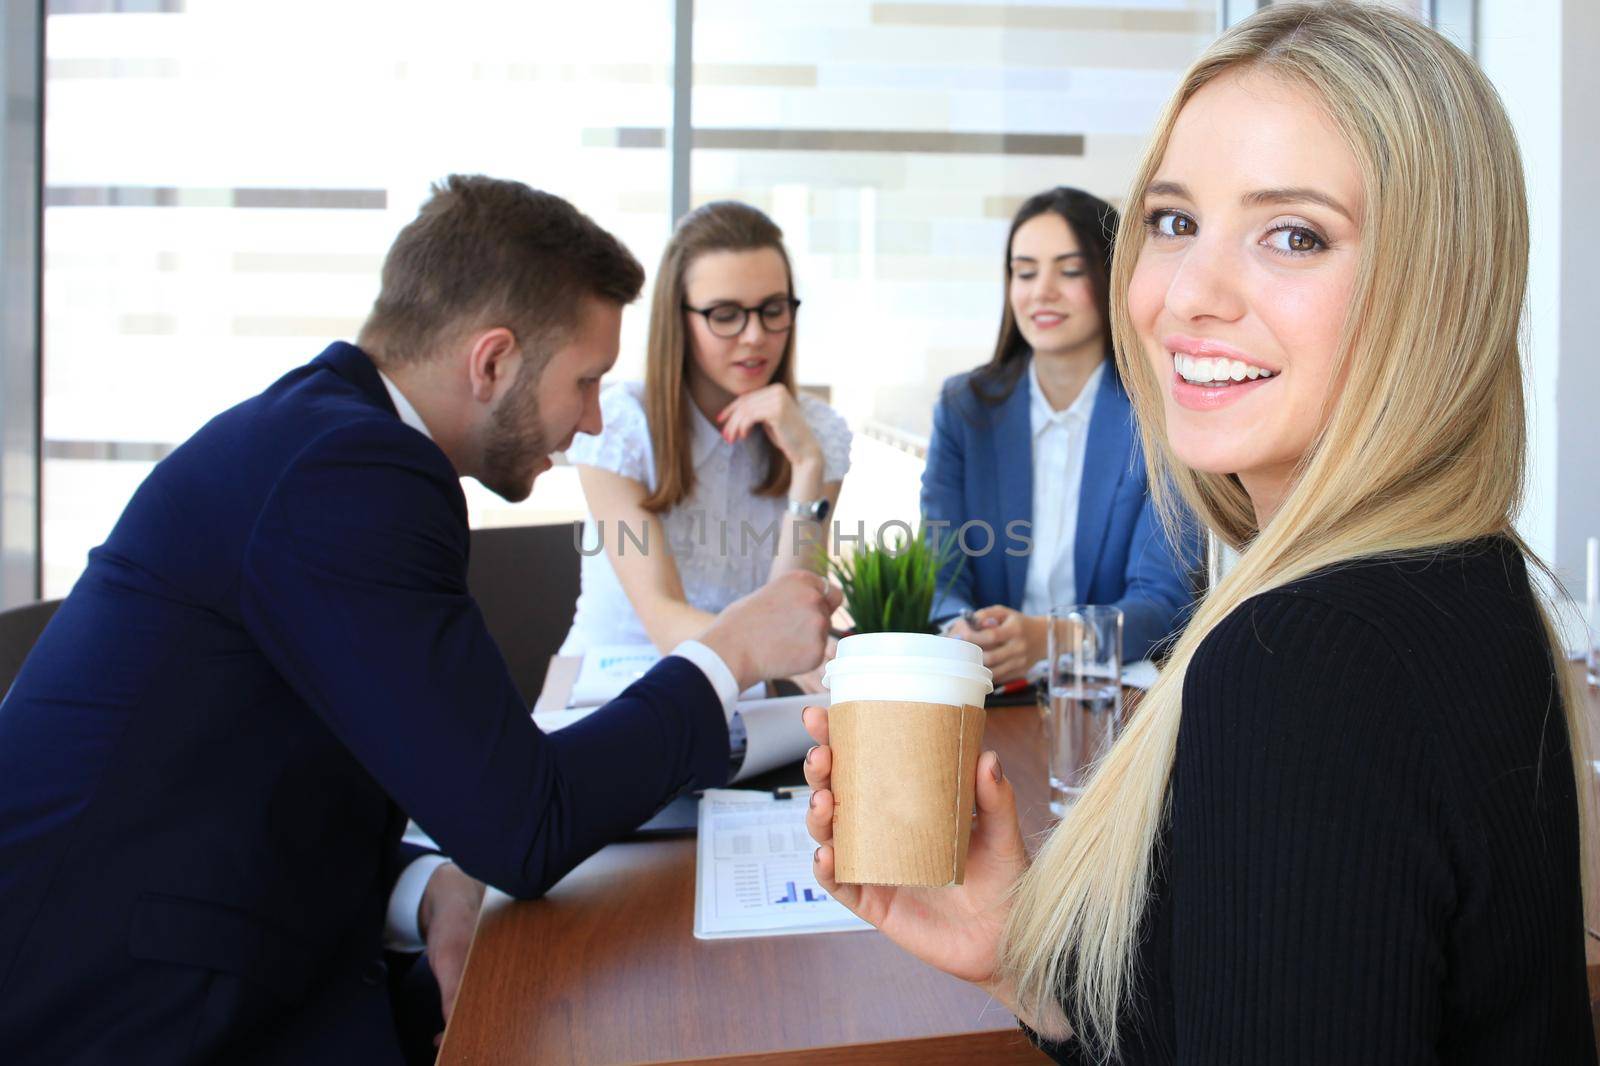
[358,175,645,366]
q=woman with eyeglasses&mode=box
[922,188,1199,683]
[561,201,850,688]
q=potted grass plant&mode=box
[826,527,961,635]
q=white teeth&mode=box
[1172,352,1274,385]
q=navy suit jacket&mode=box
[0,343,730,1064]
[920,359,1200,661]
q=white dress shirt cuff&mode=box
[669,639,740,725]
[384,853,452,954]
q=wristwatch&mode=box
[787,497,831,523]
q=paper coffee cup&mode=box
[821,633,993,887]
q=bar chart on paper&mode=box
[769,865,828,905]
[694,790,871,939]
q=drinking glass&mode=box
[1045,605,1123,816]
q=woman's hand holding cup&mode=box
[800,704,1030,995]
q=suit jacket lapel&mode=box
[1074,367,1132,601]
[993,364,1034,608]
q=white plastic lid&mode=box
[832,631,983,664]
[821,632,993,693]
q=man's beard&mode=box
[480,358,548,503]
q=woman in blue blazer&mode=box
[922,187,1198,681]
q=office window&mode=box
[41,1,675,595]
[41,0,1222,594]
[687,0,1220,531]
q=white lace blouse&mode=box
[559,381,853,654]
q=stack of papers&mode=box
[693,788,870,940]
[1024,657,1159,690]
[534,690,817,785]
[566,642,767,707]
[1122,658,1160,689]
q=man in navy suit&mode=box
[0,175,836,1064]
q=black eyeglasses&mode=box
[682,297,801,338]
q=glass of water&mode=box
[1044,604,1123,816]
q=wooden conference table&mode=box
[439,659,1600,1064]
[438,656,1053,1064]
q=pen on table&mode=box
[992,677,1033,698]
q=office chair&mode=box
[466,522,583,706]
[0,598,63,699]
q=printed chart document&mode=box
[566,644,660,708]
[564,645,767,711]
[693,788,871,940]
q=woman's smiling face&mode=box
[1008,211,1102,361]
[1127,68,1365,521]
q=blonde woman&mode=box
[800,3,1597,1062]
[561,202,851,685]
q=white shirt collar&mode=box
[377,369,433,441]
[687,391,732,470]
[1029,357,1103,438]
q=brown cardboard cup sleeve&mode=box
[829,699,988,887]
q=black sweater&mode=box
[1032,538,1595,1064]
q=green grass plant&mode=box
[826,527,961,634]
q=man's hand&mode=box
[419,862,486,1044]
[698,570,842,691]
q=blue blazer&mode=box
[0,343,729,1064]
[921,359,1199,662]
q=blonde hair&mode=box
[640,201,799,513]
[999,1,1596,1056]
